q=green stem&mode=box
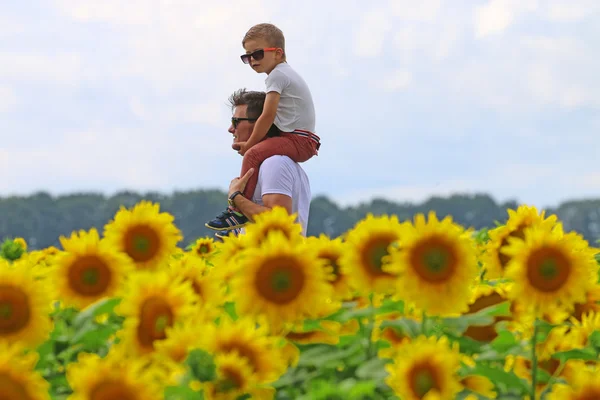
[366,293,376,358]
[530,319,539,400]
[421,311,428,336]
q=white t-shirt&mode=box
[265,62,316,133]
[249,155,311,236]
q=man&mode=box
[216,89,311,238]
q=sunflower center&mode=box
[410,236,457,283]
[409,363,439,398]
[360,236,396,277]
[198,245,209,254]
[577,389,600,400]
[219,343,259,373]
[216,367,244,392]
[526,246,571,292]
[0,285,30,334]
[90,380,137,400]
[255,257,305,304]
[68,255,112,296]
[137,296,174,349]
[0,373,32,400]
[191,280,203,299]
[124,225,160,263]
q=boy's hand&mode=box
[236,142,250,156]
[232,141,244,151]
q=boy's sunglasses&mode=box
[240,48,278,64]
[231,117,257,128]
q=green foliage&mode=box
[1,192,597,250]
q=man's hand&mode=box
[228,168,255,196]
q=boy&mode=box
[206,23,320,231]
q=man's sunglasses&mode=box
[231,117,257,128]
[240,48,278,64]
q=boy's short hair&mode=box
[228,88,280,138]
[242,23,286,60]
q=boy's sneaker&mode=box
[215,228,242,240]
[205,208,249,231]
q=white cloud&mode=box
[544,0,600,21]
[377,69,413,92]
[353,8,393,57]
[474,0,539,38]
[0,52,83,85]
[0,87,17,113]
[388,0,443,22]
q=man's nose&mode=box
[228,124,235,134]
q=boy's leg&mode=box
[205,137,301,231]
[283,132,319,163]
[240,135,303,199]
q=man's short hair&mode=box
[228,88,280,137]
[242,23,286,60]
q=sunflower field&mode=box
[1,201,600,400]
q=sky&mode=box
[1,0,599,209]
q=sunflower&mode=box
[201,351,258,400]
[372,312,413,359]
[115,270,198,356]
[385,335,463,400]
[167,254,226,316]
[51,228,134,310]
[339,213,405,296]
[0,259,54,347]
[0,341,50,400]
[188,237,217,263]
[210,234,247,282]
[385,211,479,316]
[154,314,211,365]
[541,362,600,400]
[14,237,27,252]
[201,316,289,385]
[462,283,514,342]
[103,200,182,271]
[502,223,597,318]
[230,231,332,332]
[66,346,167,400]
[460,375,496,399]
[564,311,600,349]
[242,206,303,247]
[305,234,354,301]
[481,205,558,279]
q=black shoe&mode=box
[205,208,249,231]
[215,228,242,240]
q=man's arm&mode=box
[227,160,294,221]
[231,192,292,222]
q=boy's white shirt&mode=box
[240,155,311,236]
[264,62,316,133]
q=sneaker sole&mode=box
[205,222,247,231]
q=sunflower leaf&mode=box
[490,330,518,353]
[378,318,421,338]
[469,364,530,394]
[551,347,598,362]
[72,297,121,328]
[355,357,388,380]
[164,385,203,400]
[588,330,600,351]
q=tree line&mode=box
[1,190,599,250]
